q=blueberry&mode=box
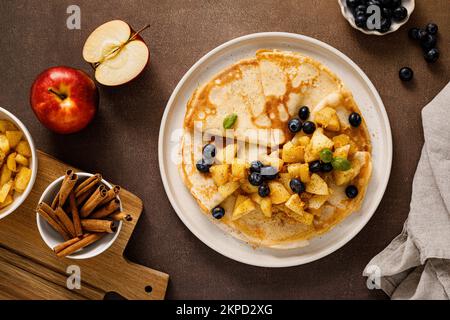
[390,0,401,8]
[379,18,391,33]
[399,67,413,82]
[298,106,310,120]
[420,34,437,50]
[417,29,428,41]
[202,144,216,164]
[196,159,211,173]
[309,160,322,173]
[321,162,333,173]
[258,183,270,197]
[260,166,278,180]
[355,15,368,28]
[250,160,263,173]
[380,0,392,7]
[424,48,439,63]
[288,118,302,133]
[392,6,407,22]
[302,121,316,134]
[289,178,306,194]
[346,0,360,8]
[349,112,362,127]
[345,185,359,199]
[354,4,367,15]
[408,27,420,40]
[211,206,225,219]
[382,7,392,18]
[248,172,263,186]
[426,23,438,35]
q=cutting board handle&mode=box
[104,257,169,300]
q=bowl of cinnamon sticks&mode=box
[36,170,129,259]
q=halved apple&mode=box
[82,20,149,86]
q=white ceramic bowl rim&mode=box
[36,172,123,259]
[0,107,38,220]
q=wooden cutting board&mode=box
[0,151,169,300]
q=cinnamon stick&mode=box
[56,233,105,258]
[51,192,59,209]
[80,186,107,217]
[59,170,78,207]
[54,207,76,238]
[53,234,88,254]
[90,198,121,219]
[69,192,83,237]
[39,202,72,236]
[37,206,71,241]
[76,186,95,205]
[98,185,121,207]
[81,219,117,233]
[109,212,132,222]
[75,173,101,197]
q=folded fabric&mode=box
[363,82,450,300]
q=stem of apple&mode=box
[48,88,67,100]
[129,24,150,42]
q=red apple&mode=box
[30,66,99,134]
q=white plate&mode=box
[158,32,392,267]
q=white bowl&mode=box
[0,107,37,220]
[36,172,123,259]
[338,0,415,36]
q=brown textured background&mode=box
[0,0,448,299]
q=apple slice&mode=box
[82,20,149,86]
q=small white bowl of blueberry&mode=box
[338,0,415,35]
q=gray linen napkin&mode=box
[363,82,450,300]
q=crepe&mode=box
[180,50,372,248]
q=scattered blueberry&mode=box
[196,159,211,173]
[321,162,333,173]
[417,29,428,41]
[248,172,263,186]
[309,160,322,173]
[288,118,302,133]
[345,185,359,199]
[298,106,310,120]
[202,144,216,164]
[424,48,440,63]
[289,178,306,194]
[302,121,316,134]
[426,23,438,35]
[349,112,362,127]
[392,6,407,22]
[260,166,278,180]
[399,67,413,81]
[420,34,437,50]
[408,23,440,64]
[258,183,270,197]
[211,206,225,219]
[408,27,420,40]
[250,160,263,173]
